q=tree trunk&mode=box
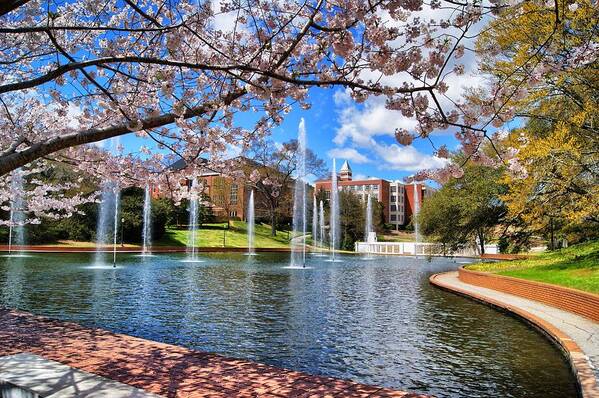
[270,207,277,237]
[478,230,485,255]
[549,217,555,250]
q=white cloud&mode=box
[211,0,241,32]
[224,143,242,159]
[372,142,448,172]
[329,4,490,175]
[327,147,370,164]
[339,3,489,142]
[333,88,352,106]
[352,173,380,181]
[333,96,417,146]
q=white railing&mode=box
[354,241,498,257]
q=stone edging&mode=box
[458,266,599,323]
[430,272,599,398]
[0,245,292,253]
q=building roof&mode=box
[340,160,352,172]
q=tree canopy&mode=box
[419,161,507,254]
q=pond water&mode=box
[0,253,578,397]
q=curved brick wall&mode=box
[459,267,599,323]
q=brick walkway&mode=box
[0,309,426,398]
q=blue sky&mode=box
[111,1,495,183]
[239,86,460,182]
[114,85,461,183]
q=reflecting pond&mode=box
[0,253,578,397]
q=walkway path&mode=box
[0,308,426,398]
[431,271,599,398]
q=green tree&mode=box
[419,163,508,254]
[339,191,365,250]
[246,139,326,237]
[119,187,169,243]
[477,0,598,244]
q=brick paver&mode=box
[0,308,427,398]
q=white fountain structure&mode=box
[141,184,152,256]
[7,169,26,256]
[247,190,255,255]
[93,182,120,267]
[289,119,308,268]
[328,159,340,262]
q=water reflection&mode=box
[0,253,577,398]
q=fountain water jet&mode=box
[328,159,340,262]
[362,194,375,260]
[141,184,152,256]
[6,170,26,256]
[247,190,255,255]
[185,179,202,262]
[312,196,317,248]
[310,197,326,257]
[365,194,373,240]
[112,189,120,267]
[413,181,421,257]
[319,201,325,253]
[289,119,308,268]
[93,182,120,267]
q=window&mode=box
[390,215,397,221]
[391,185,397,192]
[230,183,238,204]
[390,205,397,211]
[230,210,237,217]
[391,195,397,202]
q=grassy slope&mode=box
[155,220,291,248]
[468,240,599,294]
[379,230,415,242]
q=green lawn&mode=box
[154,220,291,249]
[468,240,599,294]
[379,231,415,242]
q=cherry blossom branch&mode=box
[0,0,31,17]
[0,89,246,176]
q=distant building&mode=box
[158,157,261,221]
[314,160,434,230]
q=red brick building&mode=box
[314,160,433,230]
[157,158,269,222]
